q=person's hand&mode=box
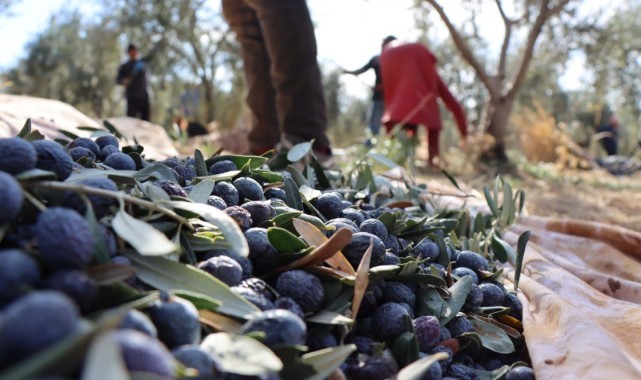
[122,78,131,87]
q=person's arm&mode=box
[116,63,129,86]
[437,75,467,139]
[343,57,374,76]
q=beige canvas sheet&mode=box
[426,182,641,379]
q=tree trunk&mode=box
[202,80,216,123]
[482,96,514,163]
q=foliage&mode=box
[3,1,243,131]
[0,125,532,379]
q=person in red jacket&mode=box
[380,40,467,167]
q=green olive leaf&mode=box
[299,345,356,380]
[80,332,129,380]
[439,275,473,326]
[287,141,312,162]
[267,227,309,253]
[468,319,516,354]
[124,254,259,319]
[200,333,283,376]
[188,179,215,204]
[112,210,178,256]
[170,201,248,258]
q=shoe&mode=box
[277,137,335,170]
[313,146,335,170]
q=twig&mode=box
[24,181,194,229]
[21,189,47,211]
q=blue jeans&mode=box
[368,99,384,136]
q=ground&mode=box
[418,161,641,232]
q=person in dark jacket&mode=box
[596,114,619,156]
[116,43,151,121]
[343,36,397,145]
[221,0,333,165]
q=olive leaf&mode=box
[416,287,446,317]
[102,120,124,138]
[514,230,531,291]
[299,345,356,380]
[171,289,221,312]
[112,210,178,256]
[268,227,309,253]
[299,185,322,201]
[306,310,354,325]
[483,185,499,218]
[206,154,268,170]
[491,234,514,263]
[123,254,259,319]
[200,333,283,376]
[140,182,170,202]
[17,118,31,138]
[395,352,449,380]
[292,218,356,275]
[284,176,304,211]
[500,181,514,226]
[170,201,249,258]
[351,241,373,320]
[439,275,473,326]
[468,319,515,354]
[84,264,136,285]
[80,332,129,380]
[276,227,353,272]
[287,141,312,162]
[194,149,209,177]
[199,310,243,334]
[392,315,420,368]
[132,162,178,182]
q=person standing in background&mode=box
[380,40,467,168]
[343,36,397,146]
[116,43,151,121]
[221,0,333,165]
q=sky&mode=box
[0,0,622,99]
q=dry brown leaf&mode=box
[199,310,243,334]
[495,314,523,332]
[277,227,353,272]
[84,264,137,285]
[351,241,373,321]
[293,218,356,275]
[307,266,355,281]
[384,200,415,209]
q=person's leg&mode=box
[140,97,150,122]
[126,98,136,118]
[247,0,331,152]
[368,99,385,136]
[222,0,280,153]
[427,128,440,165]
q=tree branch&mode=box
[424,0,499,99]
[507,0,571,99]
[495,0,516,81]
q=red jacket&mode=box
[380,42,467,136]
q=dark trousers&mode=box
[222,0,330,153]
[127,96,150,121]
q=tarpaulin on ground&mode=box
[426,180,641,379]
[0,94,178,160]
